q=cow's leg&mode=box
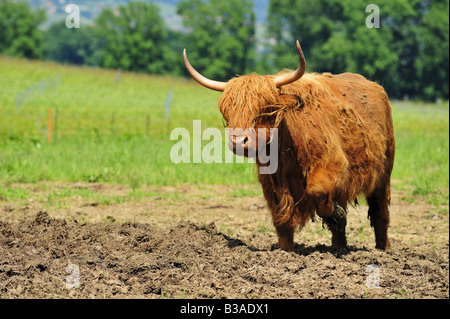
[367,186,391,250]
[323,202,348,249]
[275,224,295,252]
[314,193,348,249]
[306,167,347,248]
[258,174,296,252]
[272,192,296,252]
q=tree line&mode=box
[0,0,448,101]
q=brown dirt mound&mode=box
[0,211,448,299]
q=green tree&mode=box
[415,0,449,100]
[43,21,101,66]
[178,0,255,81]
[267,0,398,95]
[94,1,178,74]
[0,0,45,58]
[267,0,449,100]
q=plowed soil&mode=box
[0,182,448,299]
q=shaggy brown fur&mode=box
[219,71,395,251]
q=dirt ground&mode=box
[0,182,448,299]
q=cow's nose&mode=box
[234,135,249,149]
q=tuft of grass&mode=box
[257,222,271,234]
[0,185,30,201]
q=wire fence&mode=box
[0,77,183,142]
[0,107,176,142]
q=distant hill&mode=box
[32,0,270,30]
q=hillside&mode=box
[33,0,269,30]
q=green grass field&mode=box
[0,56,448,205]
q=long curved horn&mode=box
[274,40,306,87]
[183,49,227,92]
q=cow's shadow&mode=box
[292,242,369,257]
[222,233,369,257]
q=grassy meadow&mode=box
[0,56,448,205]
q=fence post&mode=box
[146,115,150,136]
[165,87,173,134]
[111,112,115,136]
[48,108,52,144]
[54,107,58,142]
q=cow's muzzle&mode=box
[228,128,269,158]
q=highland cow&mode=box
[183,41,395,251]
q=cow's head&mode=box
[183,41,306,158]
